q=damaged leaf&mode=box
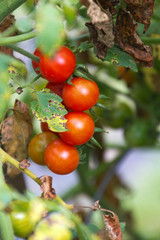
[40,175,56,200]
[81,0,114,59]
[19,159,30,170]
[103,211,122,240]
[115,9,153,67]
[31,89,68,132]
[0,14,16,55]
[0,100,33,177]
[125,0,155,33]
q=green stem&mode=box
[0,25,17,37]
[141,37,160,45]
[0,31,37,45]
[0,148,41,186]
[0,212,15,240]
[0,156,15,240]
[0,0,27,24]
[6,44,39,62]
[12,73,42,94]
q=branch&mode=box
[0,31,37,45]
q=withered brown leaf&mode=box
[124,0,155,33]
[40,175,56,200]
[96,0,120,14]
[81,0,114,59]
[115,9,153,67]
[0,100,33,178]
[103,211,122,240]
[0,14,15,55]
[19,159,30,170]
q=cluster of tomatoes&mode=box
[28,46,99,175]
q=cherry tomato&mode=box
[59,112,95,145]
[62,77,99,111]
[28,132,58,165]
[39,46,76,83]
[46,82,65,98]
[44,139,79,175]
[32,48,42,74]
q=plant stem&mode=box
[12,73,42,94]
[0,31,37,45]
[141,37,160,45]
[7,44,39,62]
[0,148,41,186]
[0,0,27,24]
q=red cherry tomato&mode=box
[62,77,99,111]
[39,46,76,83]
[59,112,95,145]
[46,82,65,98]
[32,48,42,74]
[44,139,79,175]
[28,132,58,165]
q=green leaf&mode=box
[63,4,76,27]
[104,46,138,72]
[94,127,106,133]
[16,18,33,33]
[95,102,109,110]
[90,137,102,149]
[36,2,65,56]
[78,41,93,52]
[120,222,126,233]
[99,94,110,100]
[31,89,68,132]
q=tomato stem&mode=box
[0,31,37,45]
[12,73,42,94]
[141,37,160,45]
[0,148,41,185]
[6,44,39,62]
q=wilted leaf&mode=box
[19,159,30,170]
[115,9,153,67]
[125,0,155,33]
[36,2,65,56]
[103,211,122,240]
[81,0,114,59]
[31,89,68,132]
[40,175,56,200]
[0,100,33,177]
[97,0,120,14]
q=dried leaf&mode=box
[125,0,155,33]
[0,100,33,177]
[0,15,15,55]
[103,211,122,240]
[40,175,56,200]
[19,159,30,169]
[115,9,153,67]
[96,0,120,14]
[81,0,114,59]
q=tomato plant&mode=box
[59,111,95,145]
[62,77,99,111]
[39,46,76,83]
[28,132,58,165]
[44,139,79,175]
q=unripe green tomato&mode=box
[10,201,35,238]
[124,119,157,147]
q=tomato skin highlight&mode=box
[44,139,79,175]
[39,46,76,83]
[62,77,99,111]
[32,48,42,74]
[46,82,65,98]
[28,132,58,165]
[59,112,95,145]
